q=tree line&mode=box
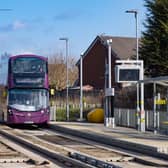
[140,0,168,77]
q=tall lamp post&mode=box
[80,53,83,121]
[105,39,115,128]
[125,10,140,130]
[59,37,69,121]
[125,10,138,60]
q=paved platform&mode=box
[50,122,168,159]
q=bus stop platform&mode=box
[49,122,168,160]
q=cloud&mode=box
[54,10,81,21]
[0,20,27,32]
[13,21,26,30]
[0,24,13,32]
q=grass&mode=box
[55,107,93,121]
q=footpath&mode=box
[50,121,168,160]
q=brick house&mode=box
[76,35,136,90]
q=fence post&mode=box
[50,105,56,121]
[118,108,121,125]
[157,111,160,131]
[127,109,130,127]
[146,110,148,130]
[54,105,56,121]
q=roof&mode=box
[99,35,136,59]
[10,54,48,61]
[76,35,137,66]
[139,76,168,86]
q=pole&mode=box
[126,9,140,131]
[104,61,109,127]
[135,11,139,61]
[108,39,112,126]
[140,61,145,132]
[107,39,115,128]
[153,82,157,134]
[108,40,113,127]
[108,40,112,89]
[135,11,141,131]
[59,37,69,121]
[80,53,83,121]
[65,39,69,121]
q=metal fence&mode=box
[49,85,168,134]
[114,108,168,134]
[50,89,103,109]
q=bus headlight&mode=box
[41,110,44,114]
[8,109,13,115]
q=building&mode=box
[76,35,136,90]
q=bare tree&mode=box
[48,53,78,90]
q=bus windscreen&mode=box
[11,57,46,73]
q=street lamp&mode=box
[59,37,69,121]
[125,10,138,60]
[80,53,83,121]
[126,9,141,130]
[105,39,115,128]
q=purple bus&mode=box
[8,54,49,89]
[7,55,50,124]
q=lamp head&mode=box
[59,37,68,41]
[125,9,138,14]
[107,39,112,45]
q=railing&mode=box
[114,108,168,134]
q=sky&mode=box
[0,0,146,60]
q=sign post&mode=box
[115,60,145,132]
